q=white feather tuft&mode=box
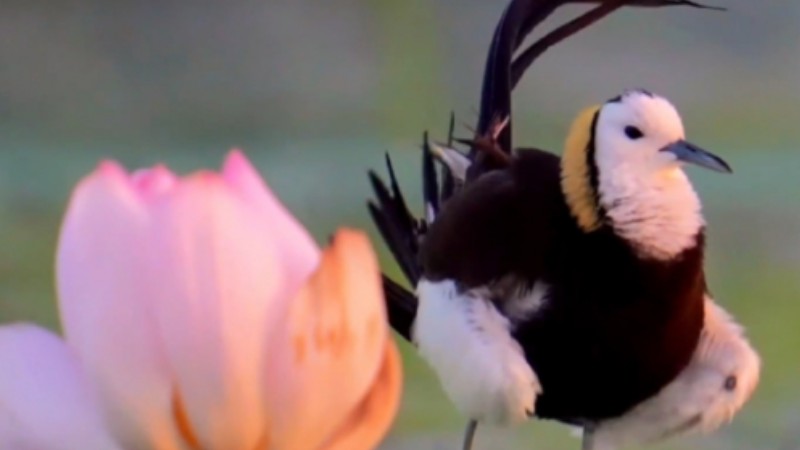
[414,279,541,425]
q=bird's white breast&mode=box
[413,279,543,425]
[599,166,704,260]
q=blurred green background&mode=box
[1,1,798,449]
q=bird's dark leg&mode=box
[462,420,479,450]
[582,424,596,450]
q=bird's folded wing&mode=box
[422,149,568,292]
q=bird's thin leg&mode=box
[462,420,479,450]
[582,425,596,450]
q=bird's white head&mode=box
[594,89,731,180]
[561,89,731,260]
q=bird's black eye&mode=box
[724,375,737,392]
[624,126,644,140]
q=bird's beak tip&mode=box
[662,140,732,174]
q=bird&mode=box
[366,1,761,450]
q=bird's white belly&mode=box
[413,279,541,425]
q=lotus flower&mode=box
[0,151,401,450]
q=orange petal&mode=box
[321,339,403,450]
[264,229,395,449]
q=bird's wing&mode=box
[422,149,567,291]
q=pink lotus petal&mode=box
[131,165,178,200]
[0,324,120,450]
[52,152,395,449]
[222,150,320,293]
[146,173,288,448]
[56,162,185,449]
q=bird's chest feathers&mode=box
[598,166,704,261]
[562,130,705,262]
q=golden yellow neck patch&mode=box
[561,105,602,232]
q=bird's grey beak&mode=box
[661,140,732,174]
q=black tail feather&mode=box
[511,0,723,89]
[422,132,440,218]
[440,112,458,202]
[368,152,428,342]
[571,0,725,10]
[383,275,417,341]
[512,2,625,89]
[367,165,421,284]
[472,0,554,173]
[369,123,463,342]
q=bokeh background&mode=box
[1,1,798,449]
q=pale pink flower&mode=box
[0,151,401,450]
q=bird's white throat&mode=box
[599,166,704,260]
